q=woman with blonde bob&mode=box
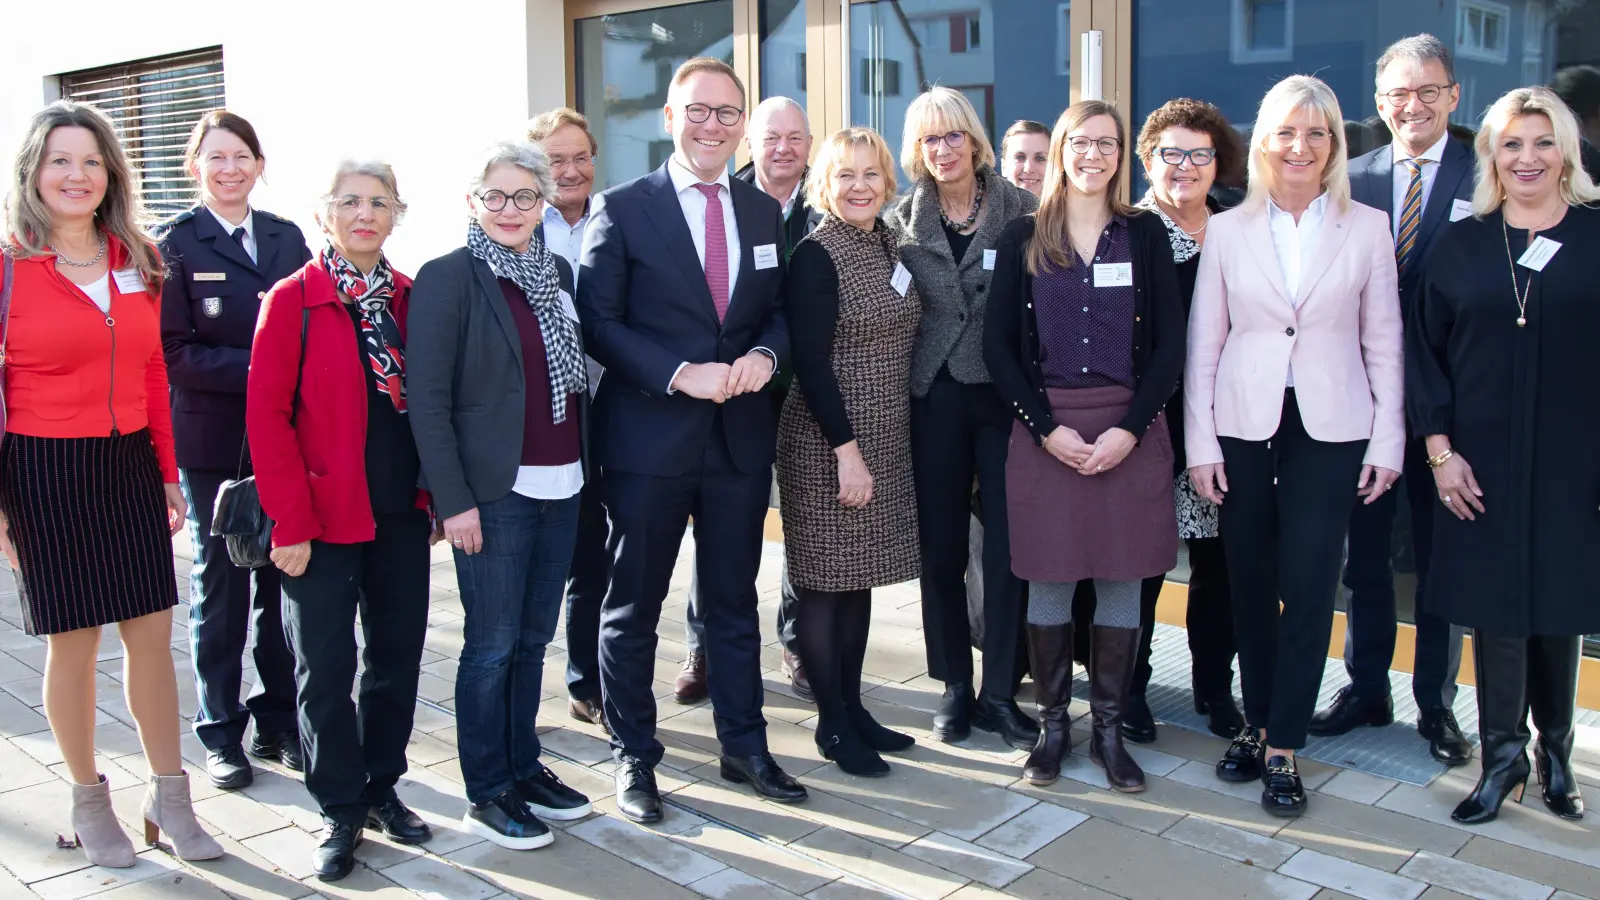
[1184,75,1404,818]
[984,101,1185,791]
[886,87,1039,750]
[1410,86,1600,825]
[778,127,920,777]
[1,100,222,870]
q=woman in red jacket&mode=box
[0,102,222,868]
[246,159,432,883]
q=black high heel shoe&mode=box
[1452,753,1530,824]
[1534,737,1585,820]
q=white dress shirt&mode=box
[541,201,590,287]
[756,172,803,218]
[208,206,257,264]
[1389,133,1449,239]
[510,459,583,501]
[1266,192,1328,387]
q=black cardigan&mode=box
[983,211,1185,445]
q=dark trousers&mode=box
[180,467,297,751]
[280,510,430,825]
[684,563,800,656]
[911,378,1025,695]
[600,417,770,765]
[456,492,580,805]
[1472,630,1582,758]
[565,476,611,703]
[1219,392,1366,750]
[1341,436,1463,709]
[1127,536,1236,701]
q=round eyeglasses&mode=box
[1068,137,1121,157]
[476,189,541,212]
[1381,84,1455,106]
[920,131,967,150]
[1156,147,1217,167]
[684,103,744,126]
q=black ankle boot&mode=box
[1022,623,1074,785]
[931,681,975,743]
[816,728,889,777]
[1453,630,1532,825]
[1195,692,1246,739]
[847,704,915,753]
[972,689,1042,751]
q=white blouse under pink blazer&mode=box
[1182,198,1406,473]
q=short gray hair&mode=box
[468,140,556,202]
[320,159,408,224]
[1374,34,1455,89]
[751,96,808,134]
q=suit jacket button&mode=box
[1286,326,1296,336]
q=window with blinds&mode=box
[59,47,225,221]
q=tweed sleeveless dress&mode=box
[777,218,920,591]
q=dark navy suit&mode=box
[1343,140,1470,711]
[157,205,311,751]
[577,162,789,765]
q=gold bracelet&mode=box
[1427,449,1454,469]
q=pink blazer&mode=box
[1183,199,1405,472]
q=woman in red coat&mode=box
[246,160,432,882]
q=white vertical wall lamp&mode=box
[1080,30,1104,101]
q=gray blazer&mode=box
[885,165,1038,397]
[407,246,588,520]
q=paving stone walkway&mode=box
[1,534,1597,900]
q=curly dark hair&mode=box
[1135,98,1247,188]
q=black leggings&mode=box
[794,586,872,734]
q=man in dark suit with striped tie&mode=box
[1309,33,1472,766]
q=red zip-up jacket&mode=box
[246,258,426,547]
[3,235,177,481]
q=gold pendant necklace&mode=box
[1501,217,1532,327]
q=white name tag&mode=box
[1449,198,1474,222]
[559,288,580,323]
[112,268,146,295]
[1093,262,1133,288]
[890,261,912,297]
[982,248,997,270]
[193,272,227,282]
[753,243,779,270]
[1517,236,1562,271]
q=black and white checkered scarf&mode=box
[466,220,586,423]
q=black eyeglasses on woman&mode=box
[476,189,541,212]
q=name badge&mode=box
[112,268,146,295]
[1517,236,1562,271]
[559,288,581,323]
[1093,262,1133,288]
[193,272,227,282]
[982,248,997,270]
[753,243,780,270]
[1449,198,1474,222]
[891,261,912,297]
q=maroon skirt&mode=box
[1005,385,1178,582]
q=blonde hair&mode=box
[526,106,597,155]
[317,159,408,227]
[900,87,996,183]
[806,127,898,219]
[668,57,745,105]
[1028,101,1137,275]
[1471,86,1600,215]
[4,100,162,288]
[1244,75,1352,214]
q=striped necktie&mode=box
[1395,158,1430,275]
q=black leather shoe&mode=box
[816,732,889,777]
[206,744,253,790]
[1215,726,1263,782]
[615,756,662,824]
[312,821,363,881]
[249,731,304,772]
[1260,755,1307,818]
[464,789,553,851]
[970,690,1041,751]
[568,696,612,737]
[1195,694,1246,739]
[1120,691,1157,744]
[847,705,915,753]
[783,649,815,704]
[1308,687,1393,737]
[931,682,975,743]
[365,795,431,845]
[719,752,808,803]
[1416,708,1472,767]
[516,763,592,821]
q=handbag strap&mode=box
[235,272,311,478]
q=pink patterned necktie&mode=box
[693,182,729,322]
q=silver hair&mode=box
[750,96,809,134]
[319,159,408,224]
[1374,33,1455,88]
[468,140,557,201]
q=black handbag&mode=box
[211,295,309,569]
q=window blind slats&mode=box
[59,47,225,221]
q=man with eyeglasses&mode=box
[577,56,806,825]
[1310,33,1472,767]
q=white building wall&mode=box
[0,0,568,273]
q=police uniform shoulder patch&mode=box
[149,207,198,241]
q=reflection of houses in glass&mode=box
[575,4,735,191]
[760,0,808,106]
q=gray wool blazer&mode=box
[884,165,1038,397]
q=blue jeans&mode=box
[454,491,580,805]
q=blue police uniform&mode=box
[156,205,312,757]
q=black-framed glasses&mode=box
[1381,83,1456,105]
[684,103,744,126]
[476,189,540,211]
[920,131,967,150]
[1068,136,1121,156]
[1156,146,1217,167]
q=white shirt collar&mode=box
[1391,132,1449,167]
[755,172,803,215]
[208,205,254,239]
[669,155,732,196]
[1267,192,1328,222]
[542,200,590,229]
